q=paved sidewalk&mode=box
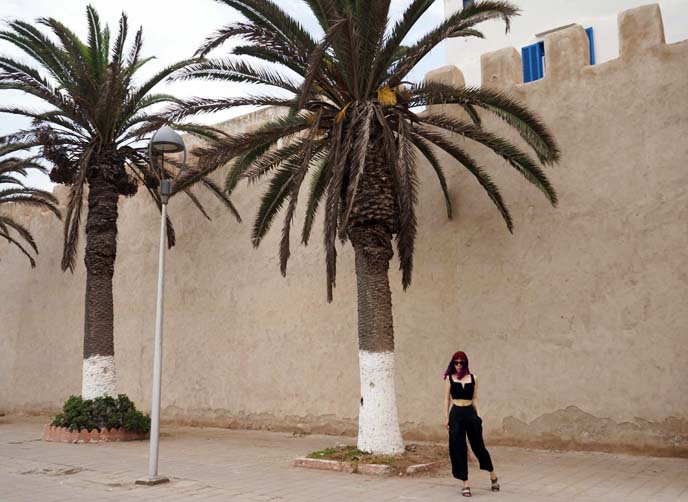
[1,416,687,502]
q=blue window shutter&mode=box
[536,41,545,78]
[585,27,595,65]
[521,45,533,82]
[521,41,545,83]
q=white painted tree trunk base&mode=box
[357,350,405,454]
[82,355,117,399]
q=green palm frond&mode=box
[174,113,310,194]
[389,1,518,85]
[301,151,329,245]
[0,147,61,267]
[411,82,560,164]
[418,114,557,204]
[225,143,274,195]
[210,0,317,56]
[409,133,452,218]
[252,161,299,247]
[167,96,297,122]
[279,111,324,275]
[415,128,513,232]
[172,58,302,93]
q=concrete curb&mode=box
[293,457,448,476]
[293,457,354,473]
[404,459,450,475]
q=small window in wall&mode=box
[521,41,545,83]
[585,27,595,65]
[463,0,474,8]
[521,27,595,83]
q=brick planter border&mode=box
[42,424,149,443]
[404,459,449,475]
[294,457,448,476]
[293,457,355,473]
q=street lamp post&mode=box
[137,126,186,486]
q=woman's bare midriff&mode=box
[452,399,473,407]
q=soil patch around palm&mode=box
[307,443,448,475]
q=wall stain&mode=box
[497,405,688,457]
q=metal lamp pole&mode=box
[137,126,186,486]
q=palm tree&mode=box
[0,144,61,267]
[0,5,240,400]
[171,0,560,454]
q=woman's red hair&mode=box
[443,351,470,380]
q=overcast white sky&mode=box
[0,0,445,189]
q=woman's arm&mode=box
[444,378,451,429]
[472,375,480,417]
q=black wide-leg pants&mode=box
[448,405,494,481]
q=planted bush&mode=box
[51,394,150,433]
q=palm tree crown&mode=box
[171,0,561,301]
[0,4,239,270]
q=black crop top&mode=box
[450,374,475,400]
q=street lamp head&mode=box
[149,125,185,204]
[150,125,185,153]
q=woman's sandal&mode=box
[462,487,472,497]
[491,476,500,492]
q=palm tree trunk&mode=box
[82,168,119,399]
[350,226,405,455]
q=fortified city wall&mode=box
[1,4,686,456]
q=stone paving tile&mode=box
[1,416,688,501]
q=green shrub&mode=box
[51,394,151,433]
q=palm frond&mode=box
[301,149,329,245]
[409,133,452,218]
[419,114,557,205]
[251,161,298,247]
[197,176,242,222]
[182,187,212,221]
[60,150,89,272]
[415,127,513,232]
[225,142,274,195]
[0,228,37,267]
[0,215,37,253]
[111,13,128,65]
[411,82,560,164]
[323,120,350,302]
[298,17,346,108]
[130,58,200,111]
[339,102,373,236]
[172,112,307,196]
[165,95,296,121]
[389,1,518,85]
[0,188,60,218]
[211,0,317,55]
[172,58,301,93]
[279,110,323,275]
[242,136,325,184]
[86,5,106,79]
[369,0,434,93]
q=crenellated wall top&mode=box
[431,4,684,91]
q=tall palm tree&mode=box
[0,5,240,400]
[0,144,61,267]
[171,0,560,454]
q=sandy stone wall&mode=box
[1,4,686,456]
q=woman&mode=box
[444,351,499,497]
